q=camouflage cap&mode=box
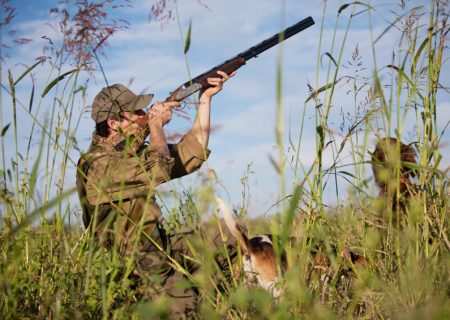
[91,84,154,123]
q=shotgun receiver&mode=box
[165,16,315,102]
[114,16,314,151]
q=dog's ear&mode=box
[400,143,417,177]
[216,197,251,255]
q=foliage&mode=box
[1,0,449,319]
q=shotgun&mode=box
[165,16,315,102]
[115,16,315,151]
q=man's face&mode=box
[109,109,147,136]
[120,109,146,123]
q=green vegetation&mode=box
[1,0,449,319]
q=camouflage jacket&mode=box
[76,131,210,242]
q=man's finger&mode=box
[216,71,228,78]
[164,101,181,108]
[207,78,225,86]
[216,70,236,80]
[207,77,223,83]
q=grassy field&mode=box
[1,0,449,319]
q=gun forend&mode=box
[165,57,246,102]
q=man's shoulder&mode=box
[78,144,119,168]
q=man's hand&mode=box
[148,101,180,127]
[199,70,236,99]
[192,70,236,148]
[148,101,179,158]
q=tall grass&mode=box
[1,0,449,319]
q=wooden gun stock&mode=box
[165,57,246,102]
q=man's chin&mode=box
[122,127,141,137]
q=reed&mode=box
[0,0,449,319]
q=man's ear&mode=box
[107,117,119,131]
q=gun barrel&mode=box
[240,16,315,61]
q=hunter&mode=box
[76,71,235,318]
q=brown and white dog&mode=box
[216,197,366,298]
[216,197,285,297]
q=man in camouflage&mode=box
[76,71,235,318]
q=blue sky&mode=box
[1,0,449,217]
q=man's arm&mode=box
[191,70,235,148]
[147,101,179,157]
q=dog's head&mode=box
[371,137,417,196]
[216,197,286,297]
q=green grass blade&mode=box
[41,68,79,97]
[281,184,302,248]
[323,52,337,67]
[374,6,424,44]
[13,59,44,86]
[184,20,192,54]
[1,123,11,136]
[29,84,35,113]
[338,2,373,15]
[29,126,45,196]
[387,64,425,100]
[6,187,77,238]
[305,78,342,103]
[412,37,429,74]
